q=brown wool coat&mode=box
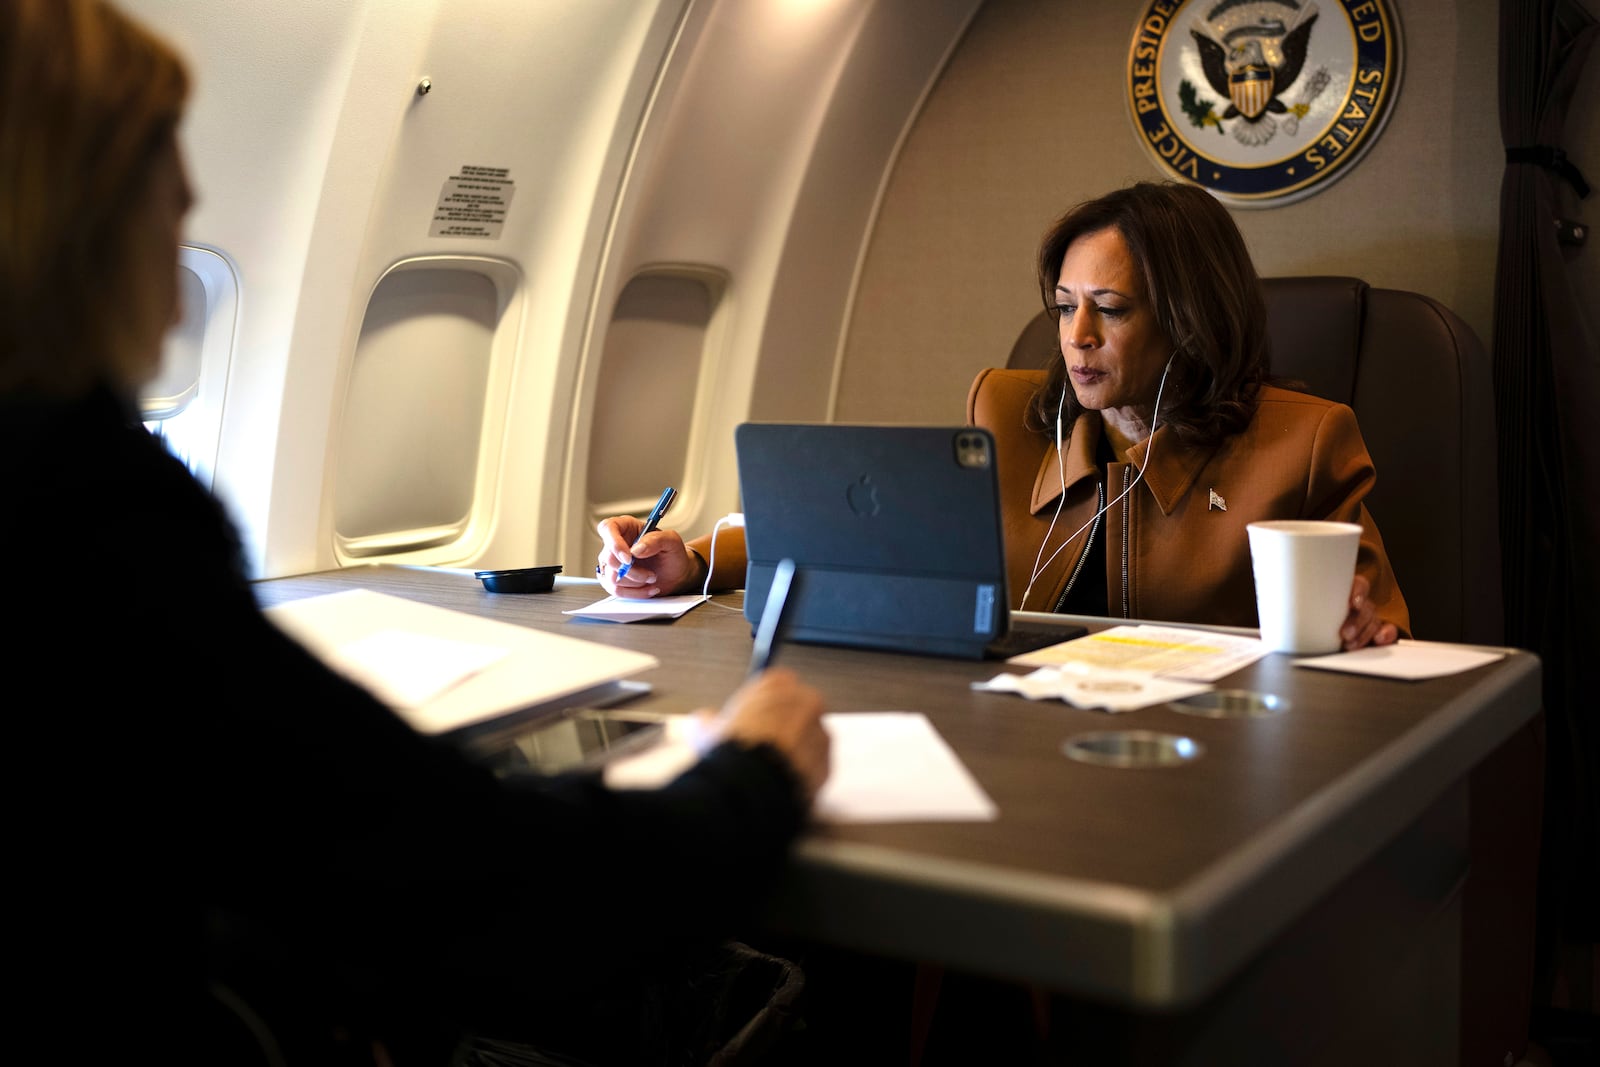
[968,368,1410,633]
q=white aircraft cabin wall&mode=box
[563,0,981,577]
[297,0,693,577]
[127,0,982,583]
[120,0,372,574]
[124,0,691,578]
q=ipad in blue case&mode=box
[734,423,1085,660]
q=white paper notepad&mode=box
[812,712,998,823]
[606,712,998,824]
[563,595,709,624]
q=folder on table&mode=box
[264,588,658,737]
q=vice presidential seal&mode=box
[1127,0,1403,206]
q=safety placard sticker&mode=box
[430,165,515,238]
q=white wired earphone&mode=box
[1018,351,1178,611]
[699,512,746,611]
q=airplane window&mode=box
[144,410,197,471]
[139,246,237,490]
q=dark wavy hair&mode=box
[1030,181,1268,447]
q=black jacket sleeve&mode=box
[4,388,808,1042]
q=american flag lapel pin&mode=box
[1209,488,1227,511]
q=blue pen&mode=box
[616,486,676,580]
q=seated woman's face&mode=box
[1053,226,1171,419]
[116,131,194,391]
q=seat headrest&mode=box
[1261,276,1366,403]
[1005,276,1373,395]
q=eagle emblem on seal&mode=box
[1126,0,1401,204]
[1191,1,1320,146]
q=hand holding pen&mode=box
[616,486,676,580]
[595,487,693,597]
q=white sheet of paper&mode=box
[1293,639,1507,680]
[331,629,508,709]
[563,594,710,623]
[814,712,998,823]
[607,712,998,824]
[974,664,1213,711]
[265,589,658,734]
[1008,624,1268,681]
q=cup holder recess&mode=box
[1169,690,1289,719]
[1062,730,1203,768]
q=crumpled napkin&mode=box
[972,663,1212,712]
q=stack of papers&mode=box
[973,624,1269,711]
[979,628,1508,709]
[1008,624,1268,681]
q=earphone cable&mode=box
[1019,353,1176,610]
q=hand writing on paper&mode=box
[595,516,702,598]
[701,668,830,803]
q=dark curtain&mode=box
[1493,0,1599,1023]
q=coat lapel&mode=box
[1123,426,1215,515]
[1030,412,1102,515]
[1031,414,1216,516]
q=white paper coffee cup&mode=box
[1246,520,1362,654]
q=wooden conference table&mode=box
[254,565,1540,1063]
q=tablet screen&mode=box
[481,709,665,776]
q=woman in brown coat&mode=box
[598,182,1406,649]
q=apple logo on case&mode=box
[846,474,881,518]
